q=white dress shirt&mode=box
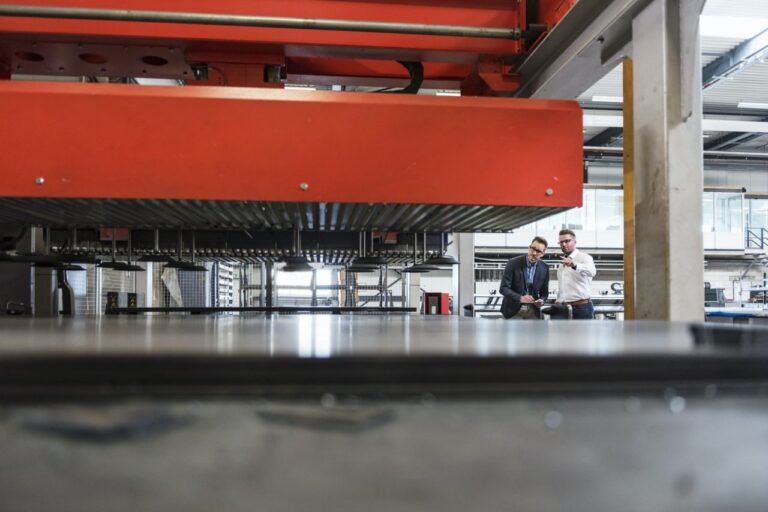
[556,248,596,302]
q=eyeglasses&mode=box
[558,239,574,245]
[528,246,545,255]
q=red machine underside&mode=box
[0,1,584,231]
[0,81,582,208]
[0,0,529,89]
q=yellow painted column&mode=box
[622,58,635,319]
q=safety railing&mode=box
[746,227,768,250]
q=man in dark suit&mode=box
[499,236,550,319]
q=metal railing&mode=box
[746,227,768,250]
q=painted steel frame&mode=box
[0,81,583,209]
[0,0,528,87]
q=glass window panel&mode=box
[595,189,624,231]
[748,199,768,230]
[564,205,586,230]
[714,192,743,233]
[581,189,596,231]
[538,211,567,232]
[276,269,313,297]
[516,221,537,232]
[702,192,714,233]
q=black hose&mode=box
[383,61,424,94]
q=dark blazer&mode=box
[499,255,550,319]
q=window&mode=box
[595,189,623,232]
[714,192,743,234]
[748,199,768,230]
[702,192,714,233]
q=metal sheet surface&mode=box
[1,396,768,512]
[0,316,695,355]
[2,317,766,397]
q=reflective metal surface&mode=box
[0,316,695,355]
[1,395,768,512]
[1,317,766,398]
[2,317,768,511]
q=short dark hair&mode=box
[558,229,576,239]
[531,236,548,249]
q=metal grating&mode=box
[100,267,136,312]
[0,198,569,233]
[151,263,208,309]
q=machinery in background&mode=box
[423,292,450,315]
[704,282,727,308]
[0,1,584,307]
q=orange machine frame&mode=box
[0,1,584,229]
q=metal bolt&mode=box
[34,177,45,186]
[545,188,554,196]
[299,182,309,191]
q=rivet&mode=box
[299,182,309,191]
[545,188,554,196]
[35,177,45,186]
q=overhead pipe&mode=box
[584,146,768,161]
[0,5,523,39]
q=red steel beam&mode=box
[0,0,523,64]
[0,81,583,208]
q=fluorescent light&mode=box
[283,85,317,91]
[738,102,768,110]
[436,90,461,97]
[591,95,623,103]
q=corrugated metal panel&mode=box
[0,198,570,233]
[577,4,767,111]
[702,0,768,18]
[700,37,743,55]
[704,62,768,107]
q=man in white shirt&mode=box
[556,229,596,319]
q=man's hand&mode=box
[534,299,544,307]
[521,295,535,303]
[560,256,575,269]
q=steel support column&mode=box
[456,233,474,316]
[632,0,705,321]
[31,227,55,316]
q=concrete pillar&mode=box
[455,233,475,316]
[632,0,706,321]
